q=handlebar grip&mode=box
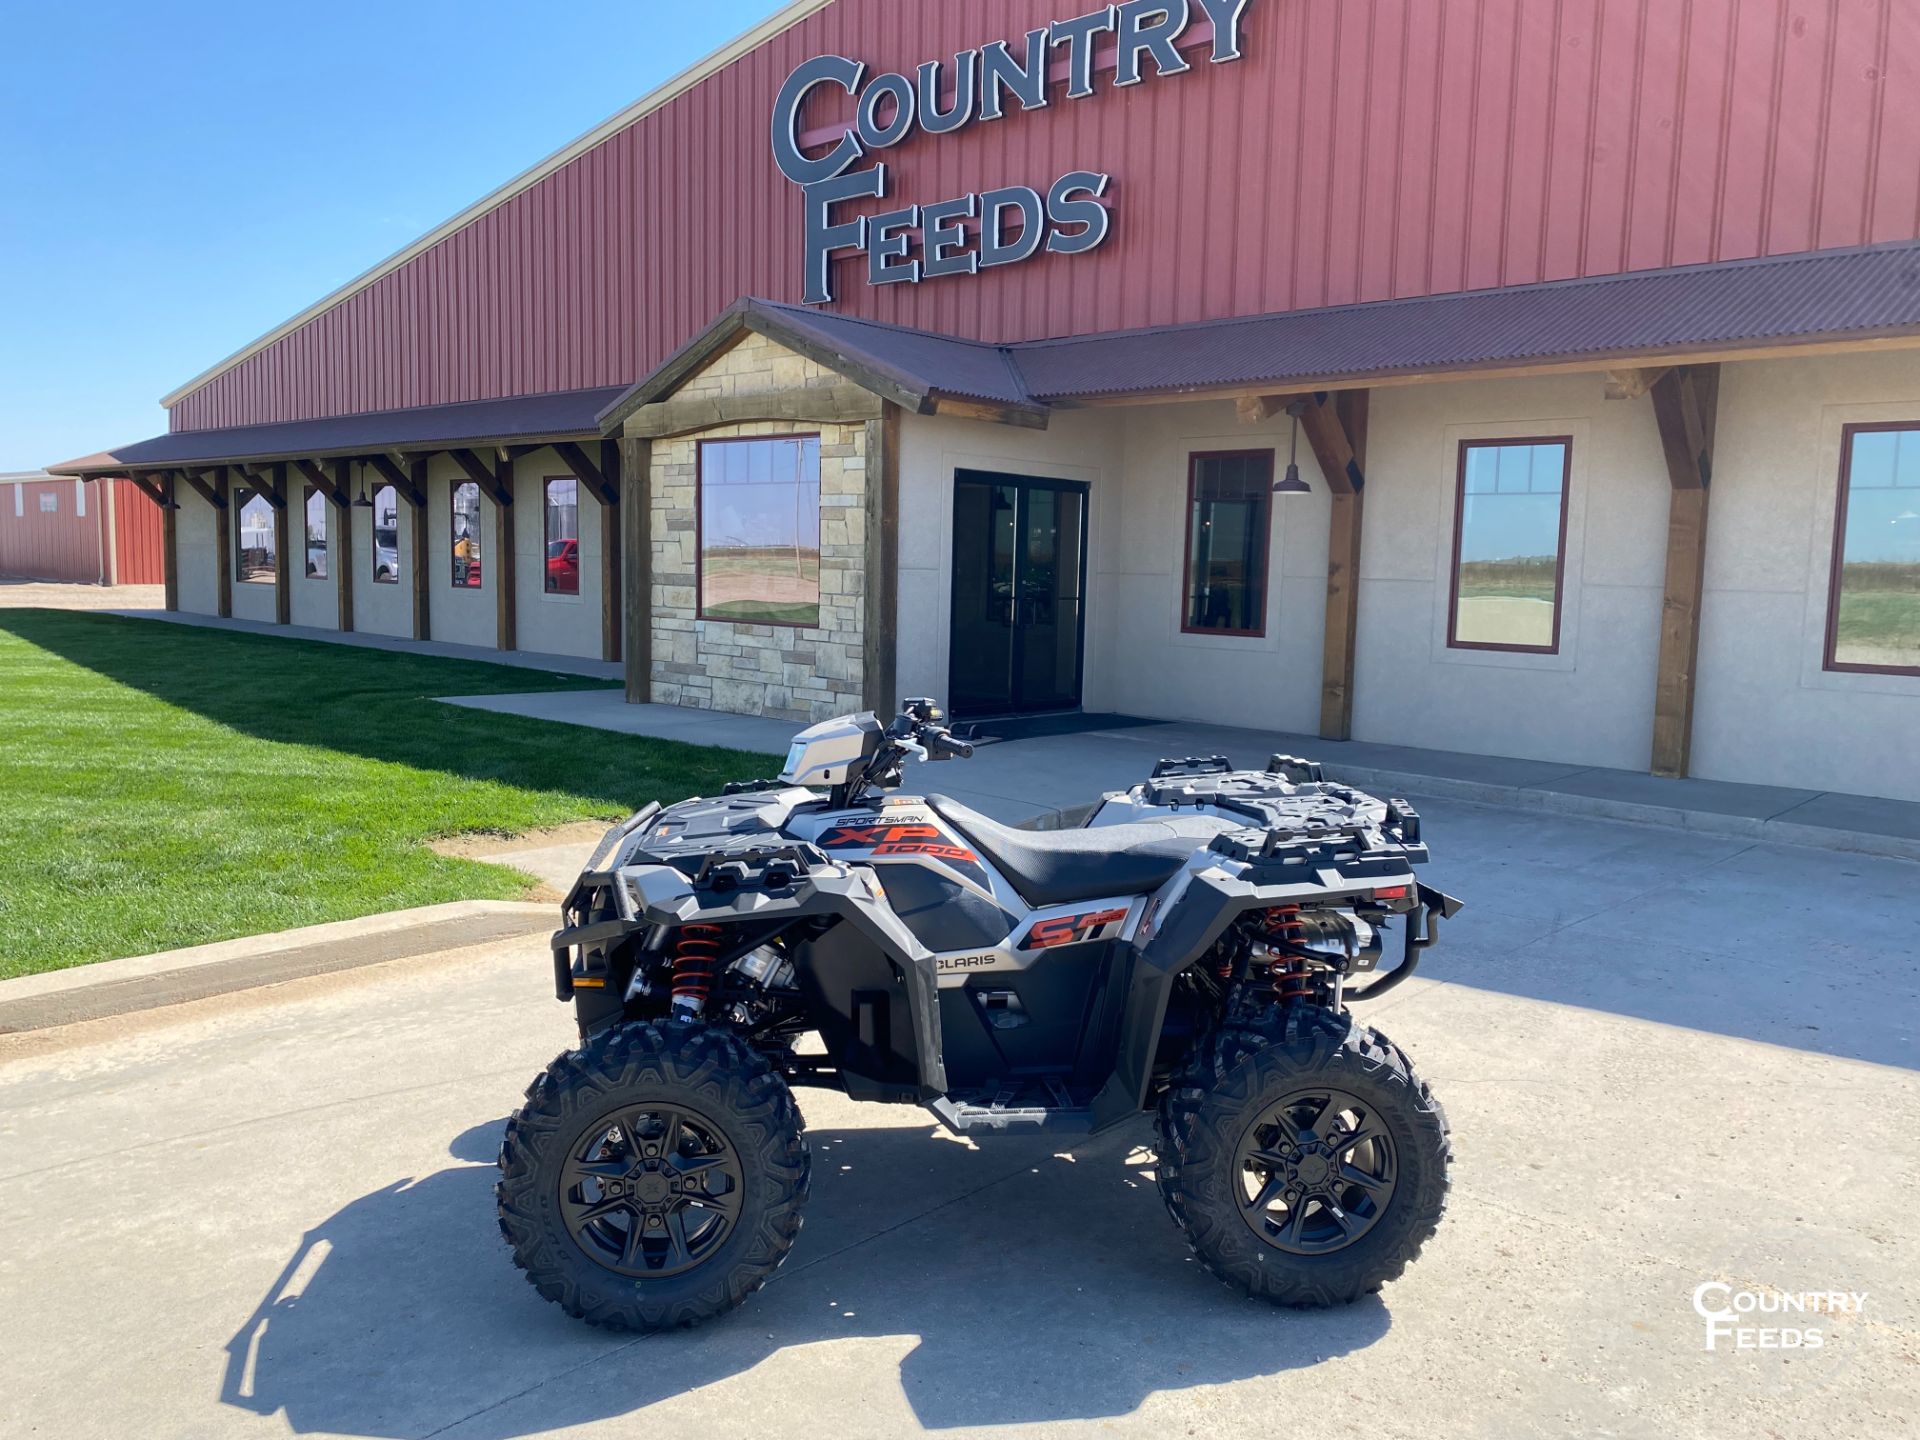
[930,732,974,760]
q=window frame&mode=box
[370,483,401,585]
[1179,448,1276,639]
[234,484,277,586]
[1446,435,1574,656]
[1824,420,1920,678]
[542,475,582,599]
[302,485,328,581]
[450,479,483,590]
[694,433,823,630]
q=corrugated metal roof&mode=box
[612,241,1920,418]
[51,387,626,476]
[1010,240,1920,400]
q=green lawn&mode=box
[0,612,778,978]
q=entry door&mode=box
[949,470,1088,718]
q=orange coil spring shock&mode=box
[1262,906,1315,1004]
[671,924,725,1010]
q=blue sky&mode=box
[0,0,775,472]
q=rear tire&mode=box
[1155,1006,1449,1308]
[497,1020,809,1330]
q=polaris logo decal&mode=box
[1021,907,1129,950]
[936,952,1000,972]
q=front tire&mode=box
[1156,1006,1449,1308]
[497,1021,809,1330]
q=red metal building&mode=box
[0,473,164,586]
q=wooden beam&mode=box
[159,474,179,612]
[409,457,431,642]
[1648,364,1721,777]
[623,384,888,440]
[621,436,652,702]
[1649,364,1718,490]
[333,461,355,634]
[232,464,286,510]
[863,404,902,715]
[552,440,619,506]
[1236,394,1288,425]
[493,453,516,652]
[213,468,233,619]
[448,448,513,508]
[597,439,622,664]
[1319,391,1370,739]
[271,462,291,625]
[124,474,169,509]
[293,457,343,505]
[926,396,1049,430]
[363,453,427,508]
[177,468,226,510]
[1296,392,1366,496]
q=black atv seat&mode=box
[926,796,1234,908]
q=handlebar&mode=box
[926,731,974,761]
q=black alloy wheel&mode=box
[558,1102,746,1278]
[1155,1006,1450,1308]
[1234,1087,1397,1255]
[498,1020,809,1330]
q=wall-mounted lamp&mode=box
[1274,400,1313,495]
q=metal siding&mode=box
[112,479,167,585]
[0,481,104,584]
[170,0,1920,431]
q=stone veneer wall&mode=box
[648,332,868,722]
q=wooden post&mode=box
[213,468,233,619]
[494,452,516,652]
[271,462,291,625]
[1648,364,1721,778]
[1293,391,1369,740]
[409,457,431,642]
[159,475,179,611]
[600,439,622,664]
[334,461,355,634]
[863,405,901,715]
[621,435,652,703]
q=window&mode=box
[236,487,276,584]
[1183,451,1273,635]
[544,477,581,595]
[39,491,57,514]
[452,481,482,588]
[372,484,400,584]
[1449,438,1572,653]
[304,487,328,579]
[697,436,821,626]
[1828,423,1920,675]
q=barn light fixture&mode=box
[352,472,375,508]
[1273,400,1313,496]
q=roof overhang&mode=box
[50,386,626,478]
[595,299,1052,435]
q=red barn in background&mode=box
[0,472,164,586]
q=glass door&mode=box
[949,471,1088,717]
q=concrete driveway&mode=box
[2,797,1915,1439]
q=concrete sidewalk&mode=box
[432,690,1920,861]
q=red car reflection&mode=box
[546,539,579,594]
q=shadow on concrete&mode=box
[222,1119,1389,1436]
[1403,802,1920,1070]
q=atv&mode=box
[498,699,1461,1330]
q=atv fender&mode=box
[553,858,949,1098]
